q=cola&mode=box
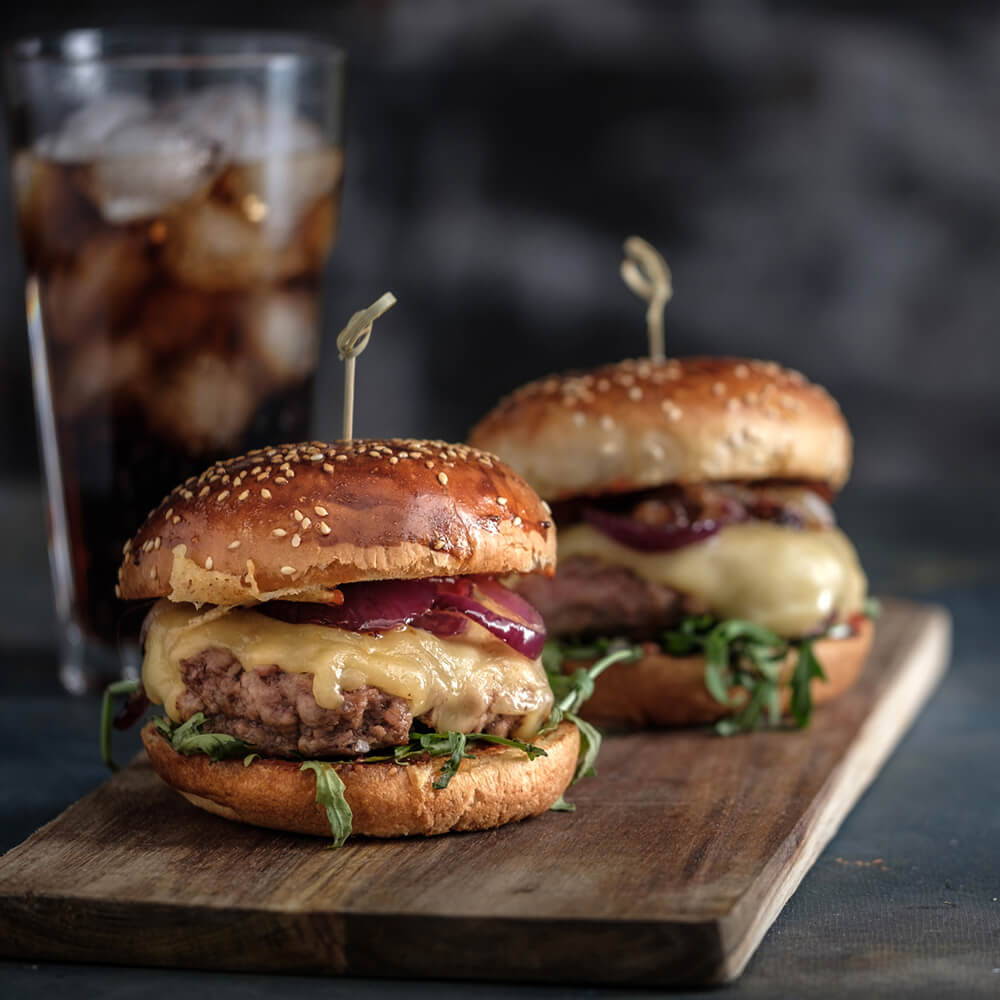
[13,89,343,653]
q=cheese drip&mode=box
[557,521,867,637]
[142,601,553,740]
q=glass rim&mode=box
[6,27,346,71]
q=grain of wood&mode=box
[0,598,951,986]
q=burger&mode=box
[468,357,875,733]
[106,438,598,844]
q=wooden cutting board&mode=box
[0,598,950,987]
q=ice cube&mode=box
[13,152,102,266]
[90,120,219,223]
[57,335,148,418]
[174,85,324,163]
[162,199,306,291]
[38,95,152,163]
[145,353,258,453]
[219,147,344,247]
[129,287,225,358]
[243,291,319,390]
[39,231,152,345]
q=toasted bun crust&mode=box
[469,357,852,500]
[573,619,873,728]
[142,720,579,838]
[119,439,555,604]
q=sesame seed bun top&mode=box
[117,439,555,605]
[468,357,852,501]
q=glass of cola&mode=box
[4,30,346,692]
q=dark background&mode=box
[1,6,998,995]
[0,0,997,493]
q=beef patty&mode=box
[175,647,519,758]
[517,555,701,639]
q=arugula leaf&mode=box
[156,712,252,762]
[430,732,472,790]
[361,729,545,790]
[863,596,882,619]
[549,795,576,812]
[300,761,353,847]
[566,711,602,783]
[100,678,141,771]
[243,753,260,767]
[789,639,826,728]
[539,637,641,792]
[544,640,642,717]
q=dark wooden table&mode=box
[1,483,997,998]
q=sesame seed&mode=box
[228,540,241,550]
[114,584,121,598]
[198,486,210,498]
[309,453,323,462]
[432,538,447,550]
[172,515,181,525]
[293,510,303,521]
[319,522,331,535]
[204,556,213,570]
[314,506,328,517]
[180,490,193,500]
[335,455,348,462]
[600,415,615,431]
[261,488,272,500]
[164,508,173,519]
[149,569,156,580]
[250,466,262,475]
[275,477,288,485]
[272,528,287,538]
[735,364,750,378]
[301,518,312,531]
[122,539,132,554]
[322,463,334,472]
[661,400,683,421]
[628,386,643,401]
[389,456,399,465]
[425,461,435,470]
[497,496,508,506]
[216,491,230,502]
[291,534,301,548]
[238,490,250,501]
[513,516,523,526]
[712,382,726,397]
[280,566,296,576]
[437,472,449,485]
[153,537,161,550]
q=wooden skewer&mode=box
[621,236,673,362]
[336,292,397,441]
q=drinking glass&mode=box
[4,29,346,692]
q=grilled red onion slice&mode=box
[583,506,738,552]
[433,591,546,660]
[263,577,546,659]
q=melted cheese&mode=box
[142,601,553,739]
[558,521,867,637]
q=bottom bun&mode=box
[142,720,579,838]
[571,619,874,728]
